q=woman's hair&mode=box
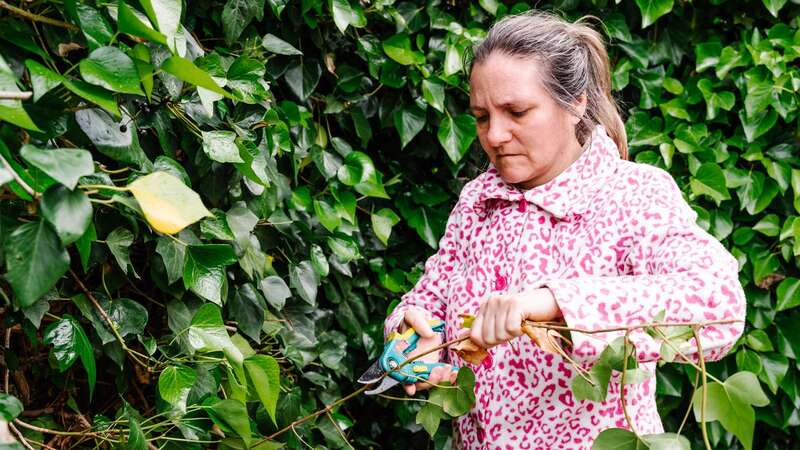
[471,11,628,159]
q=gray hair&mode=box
[471,11,628,159]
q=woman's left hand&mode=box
[468,288,562,348]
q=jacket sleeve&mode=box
[543,170,746,366]
[383,195,468,340]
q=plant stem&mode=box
[693,327,712,450]
[0,153,36,198]
[0,91,32,100]
[620,331,637,436]
[0,1,78,30]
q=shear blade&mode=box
[365,377,400,395]
[357,360,385,384]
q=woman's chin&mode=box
[496,169,533,186]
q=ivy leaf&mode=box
[284,59,322,101]
[19,145,93,190]
[591,428,646,450]
[202,131,245,163]
[310,244,330,277]
[393,104,426,148]
[25,59,64,102]
[259,276,291,310]
[758,352,788,395]
[422,78,445,113]
[79,46,144,95]
[183,244,237,305]
[382,34,425,66]
[314,197,341,232]
[337,151,388,199]
[262,34,302,55]
[244,355,281,424]
[290,260,319,305]
[155,236,186,284]
[40,185,93,246]
[739,109,777,143]
[762,0,788,17]
[4,220,69,307]
[139,0,182,38]
[0,54,40,131]
[0,394,23,421]
[438,114,477,163]
[371,208,400,245]
[118,0,167,45]
[107,227,138,277]
[571,363,613,402]
[329,0,366,34]
[74,108,148,165]
[776,277,800,312]
[689,163,730,205]
[416,402,446,437]
[160,56,232,98]
[222,0,265,44]
[158,365,197,413]
[74,4,114,49]
[128,171,213,235]
[634,0,674,28]
[230,283,266,341]
[43,315,96,398]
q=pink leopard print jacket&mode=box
[384,125,746,449]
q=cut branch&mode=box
[0,2,78,30]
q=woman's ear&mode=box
[570,93,588,125]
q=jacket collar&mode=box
[475,125,621,219]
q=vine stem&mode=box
[0,91,32,100]
[620,331,636,436]
[0,153,36,198]
[693,327,712,450]
[0,1,78,30]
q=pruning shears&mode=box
[357,319,456,395]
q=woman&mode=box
[383,11,746,450]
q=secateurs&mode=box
[357,319,456,395]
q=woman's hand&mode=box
[398,309,458,395]
[469,288,562,348]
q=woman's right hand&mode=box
[398,309,458,395]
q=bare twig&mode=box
[0,153,36,198]
[0,1,78,30]
[620,331,636,435]
[0,91,32,100]
[693,327,713,450]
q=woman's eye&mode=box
[475,115,488,123]
[510,109,529,118]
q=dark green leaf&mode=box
[438,114,477,163]
[244,355,281,424]
[107,227,137,277]
[43,315,96,397]
[79,46,144,95]
[40,185,93,245]
[4,220,69,307]
[183,244,237,305]
[19,145,93,190]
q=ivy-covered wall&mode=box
[0,0,798,449]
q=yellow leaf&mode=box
[127,172,212,234]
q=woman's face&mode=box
[469,52,586,189]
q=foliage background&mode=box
[0,0,799,448]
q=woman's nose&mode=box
[486,117,512,147]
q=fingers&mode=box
[405,365,458,395]
[470,294,525,348]
[403,308,435,338]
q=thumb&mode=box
[406,309,435,338]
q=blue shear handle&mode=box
[381,319,457,384]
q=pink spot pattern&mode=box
[384,126,746,449]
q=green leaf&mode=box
[776,277,800,312]
[158,365,197,413]
[139,0,182,38]
[635,0,674,28]
[383,34,425,66]
[310,244,329,277]
[371,208,400,245]
[422,78,445,113]
[160,56,232,98]
[183,244,237,305]
[0,54,40,132]
[759,352,789,395]
[393,103,426,148]
[313,197,341,232]
[25,59,64,102]
[40,185,93,245]
[43,315,96,398]
[64,80,120,118]
[262,34,302,55]
[210,399,252,447]
[118,0,167,45]
[107,227,137,277]
[126,414,147,450]
[128,171,212,235]
[0,394,23,421]
[259,276,290,310]
[329,0,365,34]
[75,4,114,49]
[739,109,777,143]
[762,0,788,17]
[690,163,730,205]
[438,114,477,163]
[222,0,265,44]
[591,428,645,450]
[230,283,266,341]
[745,329,774,352]
[202,131,245,163]
[753,214,780,237]
[244,355,281,424]
[284,59,322,101]
[19,145,93,190]
[290,260,319,305]
[4,220,69,307]
[571,363,612,402]
[416,402,446,437]
[79,46,144,95]
[336,151,388,198]
[75,108,148,165]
